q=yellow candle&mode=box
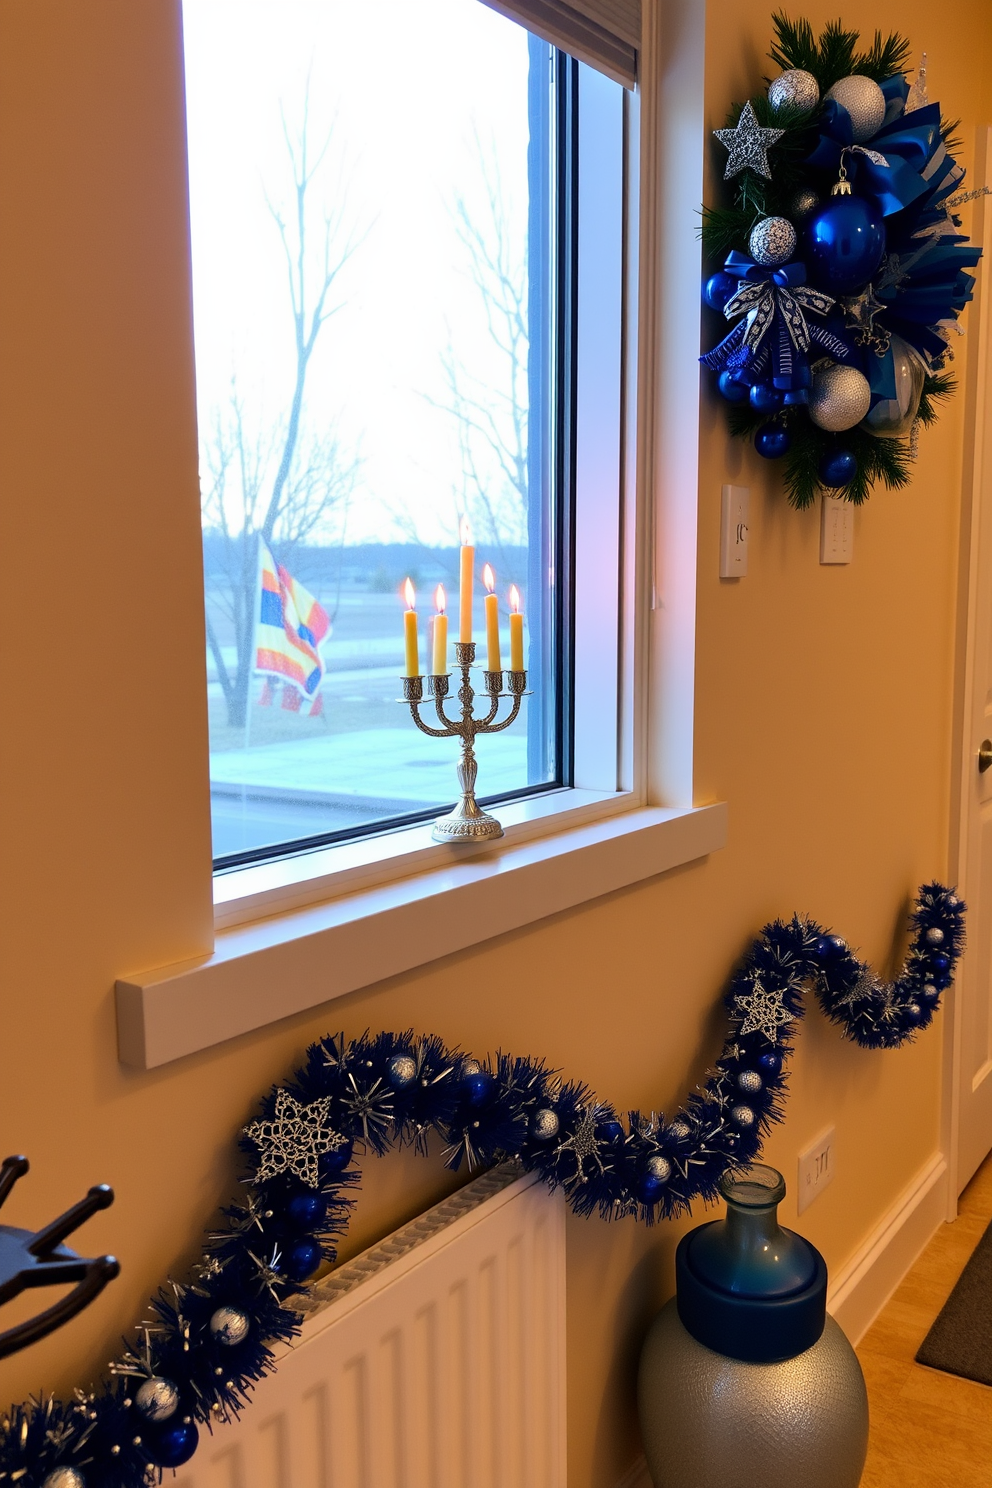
[509,585,524,672]
[432,584,448,675]
[403,578,419,676]
[483,564,501,671]
[458,517,474,643]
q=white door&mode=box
[950,128,992,1196]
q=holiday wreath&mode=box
[701,15,986,506]
[1,884,964,1487]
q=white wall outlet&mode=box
[820,494,854,564]
[797,1126,835,1215]
[720,484,749,577]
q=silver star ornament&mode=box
[735,977,794,1042]
[243,1088,346,1188]
[714,101,785,181]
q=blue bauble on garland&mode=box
[755,421,792,459]
[285,1189,328,1229]
[805,193,885,296]
[718,371,750,403]
[750,382,784,415]
[704,271,738,311]
[146,1419,199,1469]
[283,1236,323,1282]
[819,449,858,488]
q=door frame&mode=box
[944,124,992,1216]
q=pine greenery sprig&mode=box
[768,12,910,89]
[917,371,957,426]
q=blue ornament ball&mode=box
[931,953,950,972]
[818,448,858,487]
[637,1156,672,1204]
[319,1139,353,1177]
[704,271,737,311]
[754,421,792,459]
[597,1118,624,1145]
[757,1050,782,1076]
[814,935,835,960]
[285,1189,328,1229]
[717,371,750,403]
[462,1070,494,1108]
[147,1419,199,1470]
[750,382,783,415]
[806,194,885,296]
[283,1236,322,1282]
[904,1002,923,1024]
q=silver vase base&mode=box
[431,801,504,842]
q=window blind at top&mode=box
[479,0,640,87]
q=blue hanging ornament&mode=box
[285,1188,328,1229]
[282,1236,322,1282]
[755,421,792,459]
[704,271,738,311]
[146,1418,199,1469]
[319,1138,353,1177]
[805,171,885,296]
[750,382,783,414]
[818,449,858,487]
[717,371,749,403]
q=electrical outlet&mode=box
[820,494,854,564]
[797,1127,835,1214]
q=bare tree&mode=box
[202,94,361,729]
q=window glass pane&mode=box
[182,0,562,866]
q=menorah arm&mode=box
[432,693,465,733]
[475,692,523,735]
[407,701,456,740]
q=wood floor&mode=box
[857,1153,992,1487]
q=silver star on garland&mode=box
[555,1106,607,1191]
[832,967,884,1012]
[243,1088,345,1188]
[842,284,885,337]
[713,101,784,181]
[735,977,794,1043]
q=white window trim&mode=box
[114,22,719,1071]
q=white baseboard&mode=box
[827,1151,948,1346]
[615,1456,652,1488]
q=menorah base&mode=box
[432,798,504,842]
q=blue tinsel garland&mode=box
[0,883,964,1487]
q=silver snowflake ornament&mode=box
[832,967,884,1012]
[554,1106,607,1191]
[243,1088,346,1188]
[735,977,794,1043]
[713,101,784,181]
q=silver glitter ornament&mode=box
[737,1070,764,1095]
[789,187,820,224]
[922,983,939,999]
[531,1108,560,1141]
[646,1156,672,1183]
[748,216,796,267]
[42,1473,86,1488]
[926,927,945,944]
[209,1306,250,1346]
[825,76,886,143]
[731,1104,755,1128]
[669,1120,692,1141]
[135,1376,179,1422]
[713,100,785,181]
[768,68,820,114]
[388,1054,416,1087]
[808,364,872,431]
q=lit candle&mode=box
[458,517,474,643]
[403,578,419,677]
[483,564,501,672]
[509,585,524,672]
[432,584,448,675]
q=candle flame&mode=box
[404,577,416,609]
[435,583,446,614]
[483,562,495,594]
[459,516,472,546]
[509,584,521,613]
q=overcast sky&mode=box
[182,0,534,546]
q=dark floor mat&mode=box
[915,1215,992,1386]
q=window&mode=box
[182,0,627,875]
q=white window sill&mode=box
[116,797,727,1070]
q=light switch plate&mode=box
[720,484,749,577]
[797,1126,835,1214]
[820,494,854,564]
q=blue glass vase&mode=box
[638,1164,868,1488]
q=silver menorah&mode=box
[401,641,528,841]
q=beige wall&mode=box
[1,3,990,1485]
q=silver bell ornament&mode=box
[209,1306,250,1346]
[749,216,796,267]
[42,1472,86,1488]
[808,364,872,431]
[862,335,925,437]
[768,69,820,113]
[825,75,886,142]
[135,1375,180,1422]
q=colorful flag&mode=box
[254,540,330,716]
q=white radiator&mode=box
[175,1164,566,1488]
